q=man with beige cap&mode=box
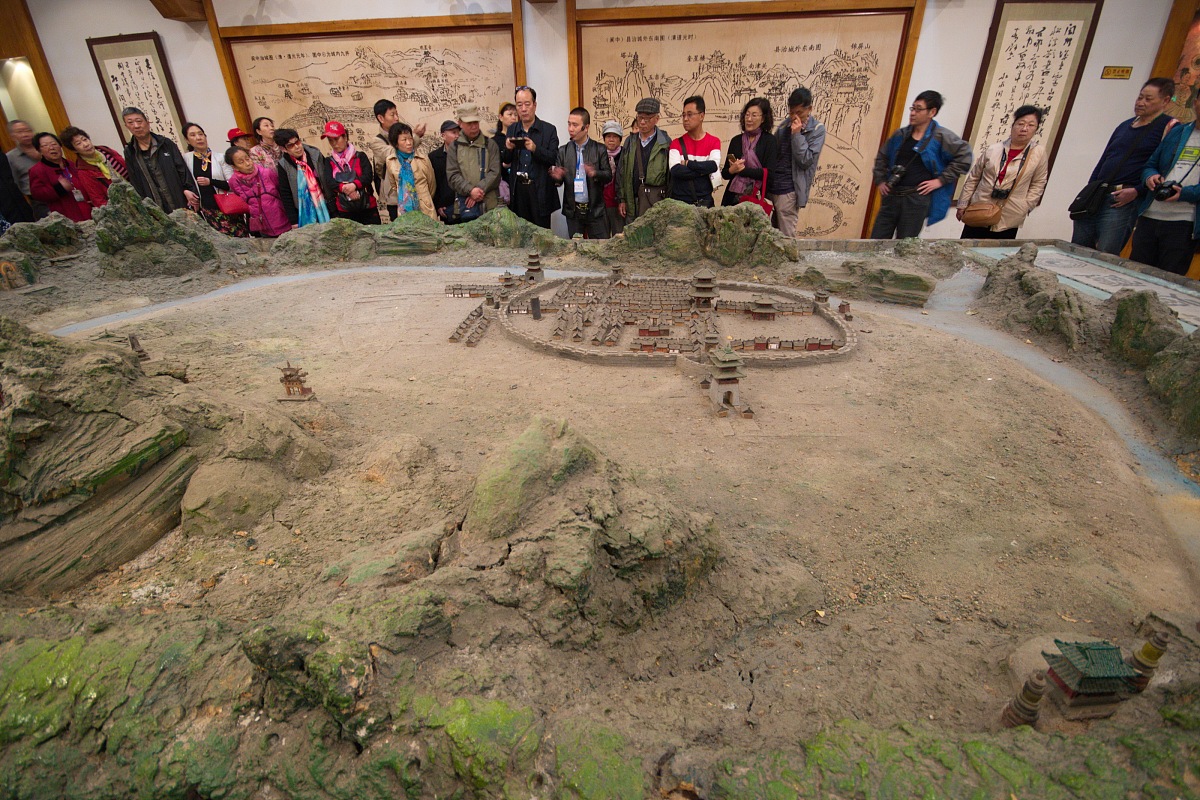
[446,101,501,221]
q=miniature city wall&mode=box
[448,272,857,369]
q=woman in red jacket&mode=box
[318,120,380,225]
[28,132,94,221]
[61,125,127,209]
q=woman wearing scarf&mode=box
[721,97,778,207]
[273,127,332,228]
[61,126,128,210]
[599,120,625,236]
[384,122,436,221]
[249,117,282,169]
[319,120,381,225]
[28,132,94,222]
[183,122,244,235]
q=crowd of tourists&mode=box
[1,75,1197,275]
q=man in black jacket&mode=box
[502,86,559,228]
[550,107,611,238]
[121,107,198,213]
[429,120,460,224]
[0,150,33,228]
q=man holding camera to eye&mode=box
[502,85,560,229]
[1131,90,1200,276]
[870,90,972,239]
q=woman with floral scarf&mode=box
[384,122,436,221]
[273,127,331,228]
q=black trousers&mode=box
[1130,216,1197,276]
[870,192,931,239]
[961,224,1018,240]
[512,182,551,229]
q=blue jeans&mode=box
[1070,197,1138,255]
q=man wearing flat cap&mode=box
[617,97,672,223]
[447,103,501,220]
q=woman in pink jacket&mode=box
[224,146,291,237]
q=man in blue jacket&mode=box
[870,90,971,239]
[1131,91,1200,276]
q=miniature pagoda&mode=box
[749,294,778,321]
[277,361,316,402]
[525,250,544,282]
[499,271,518,291]
[704,345,752,418]
[1043,639,1137,718]
[689,268,718,310]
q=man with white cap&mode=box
[600,119,625,236]
[446,102,501,220]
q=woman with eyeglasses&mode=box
[721,97,777,207]
[955,105,1049,239]
[28,132,95,221]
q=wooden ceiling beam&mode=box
[148,0,207,23]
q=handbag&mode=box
[332,163,370,214]
[214,191,250,216]
[1068,123,1152,220]
[453,141,488,222]
[962,201,1004,227]
[737,168,773,216]
[1067,180,1109,220]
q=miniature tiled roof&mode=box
[1043,640,1136,694]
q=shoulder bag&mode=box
[214,190,251,216]
[1068,124,1151,220]
[737,168,773,216]
[454,144,486,222]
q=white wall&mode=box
[30,0,234,150]
[28,0,1177,241]
[920,0,1174,240]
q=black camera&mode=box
[1153,180,1181,201]
[885,164,906,190]
[509,134,527,145]
[990,187,1011,200]
[515,170,531,184]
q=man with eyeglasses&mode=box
[669,95,722,207]
[617,97,672,222]
[502,85,559,228]
[870,90,971,239]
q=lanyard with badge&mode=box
[62,164,85,203]
[574,144,587,202]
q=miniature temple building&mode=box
[278,361,316,402]
[500,271,518,291]
[526,250,544,282]
[749,294,778,321]
[689,268,718,309]
[1043,639,1137,718]
[814,288,830,305]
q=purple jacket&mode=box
[227,165,290,237]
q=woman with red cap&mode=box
[319,120,380,225]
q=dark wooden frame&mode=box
[961,0,1104,178]
[86,31,187,146]
[206,1,527,131]
[569,0,926,237]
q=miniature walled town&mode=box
[447,263,856,417]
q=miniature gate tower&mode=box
[701,345,753,418]
[278,361,316,402]
[689,268,718,310]
[1043,639,1137,719]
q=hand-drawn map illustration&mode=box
[963,2,1099,177]
[580,13,906,237]
[230,30,516,154]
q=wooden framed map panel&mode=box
[576,7,916,238]
[228,27,518,153]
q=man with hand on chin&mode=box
[768,86,826,237]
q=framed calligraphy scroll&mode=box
[962,1,1103,176]
[573,1,925,238]
[87,32,187,147]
